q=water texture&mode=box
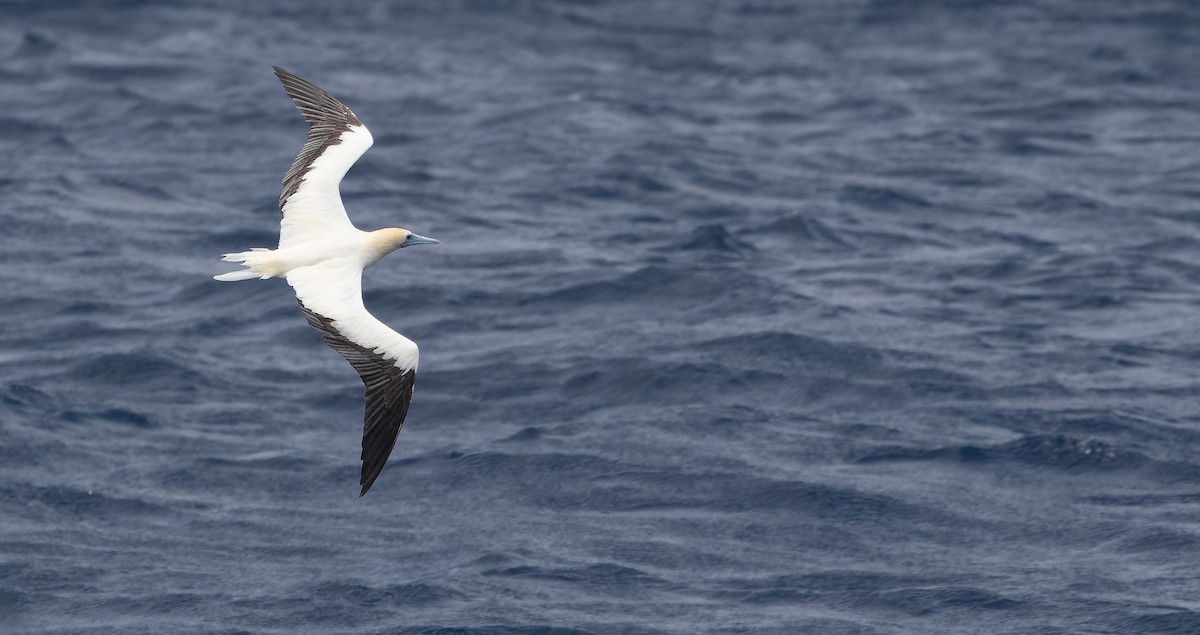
[3,1,1200,633]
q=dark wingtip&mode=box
[359,470,380,496]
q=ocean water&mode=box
[3,1,1200,633]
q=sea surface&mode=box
[3,1,1200,633]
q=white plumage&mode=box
[278,126,373,249]
[286,258,420,372]
[215,67,439,496]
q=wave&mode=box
[858,434,1141,471]
[67,352,207,389]
[521,265,780,309]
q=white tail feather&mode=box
[214,269,262,282]
[215,247,278,281]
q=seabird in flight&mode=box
[215,66,439,496]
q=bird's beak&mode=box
[403,233,440,247]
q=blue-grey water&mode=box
[4,1,1200,633]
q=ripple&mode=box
[67,352,206,389]
[859,434,1142,472]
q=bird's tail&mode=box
[214,269,261,282]
[214,248,277,282]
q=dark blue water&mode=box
[4,1,1200,633]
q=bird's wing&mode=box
[286,258,419,496]
[273,66,374,250]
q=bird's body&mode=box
[215,67,438,496]
[218,228,409,280]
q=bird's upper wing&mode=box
[287,258,419,496]
[273,66,374,249]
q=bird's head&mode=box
[371,228,440,255]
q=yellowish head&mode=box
[370,228,441,254]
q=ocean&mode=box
[3,1,1200,633]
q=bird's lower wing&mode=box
[287,259,419,496]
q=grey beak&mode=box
[404,233,440,247]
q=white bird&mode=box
[215,67,440,496]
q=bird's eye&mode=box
[406,234,414,241]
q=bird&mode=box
[215,66,440,496]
